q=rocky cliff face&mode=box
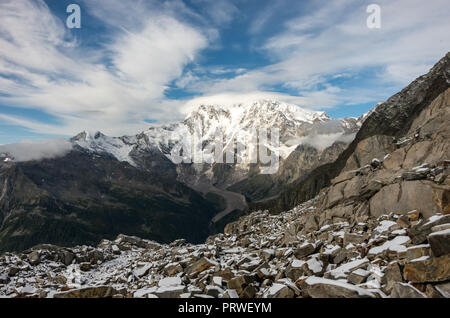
[253,52,450,214]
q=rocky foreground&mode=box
[0,192,449,298]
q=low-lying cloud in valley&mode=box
[0,139,72,162]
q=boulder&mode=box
[304,277,376,298]
[8,267,20,277]
[294,243,316,259]
[227,275,254,295]
[405,245,431,261]
[0,273,9,284]
[205,285,223,298]
[79,262,91,272]
[222,289,239,298]
[241,285,257,298]
[403,254,450,283]
[133,264,151,278]
[390,282,427,298]
[427,229,450,257]
[61,250,75,266]
[304,214,319,233]
[369,181,441,219]
[285,260,305,281]
[265,283,294,298]
[382,262,403,292]
[116,234,160,249]
[255,263,272,280]
[431,281,450,298]
[408,215,450,244]
[28,251,40,266]
[165,263,183,276]
[185,257,214,277]
[344,233,366,246]
[154,285,186,298]
[347,269,369,285]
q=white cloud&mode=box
[0,0,209,137]
[186,0,449,109]
[180,91,344,115]
[0,138,72,162]
[287,133,356,151]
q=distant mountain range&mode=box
[0,99,364,251]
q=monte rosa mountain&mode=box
[0,100,363,252]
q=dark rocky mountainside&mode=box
[0,149,219,252]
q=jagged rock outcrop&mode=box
[253,52,450,214]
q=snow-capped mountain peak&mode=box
[72,99,360,171]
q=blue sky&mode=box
[0,0,449,144]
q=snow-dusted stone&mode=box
[294,243,315,259]
[164,262,183,276]
[408,214,450,244]
[154,285,186,298]
[260,249,275,261]
[382,262,403,292]
[205,285,224,298]
[212,276,223,287]
[227,275,254,295]
[368,236,410,256]
[158,276,182,288]
[264,283,294,298]
[285,260,305,281]
[432,282,450,298]
[111,245,120,254]
[27,251,40,266]
[185,257,215,277]
[405,244,431,261]
[0,273,9,284]
[373,220,397,235]
[328,258,369,279]
[222,289,239,298]
[255,263,272,280]
[304,277,376,298]
[305,256,323,275]
[428,228,450,257]
[403,254,450,283]
[347,269,369,285]
[390,282,426,298]
[134,288,158,298]
[343,233,366,246]
[133,264,151,278]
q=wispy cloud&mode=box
[0,0,449,142]
[0,138,72,162]
[182,0,450,109]
[0,0,210,137]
